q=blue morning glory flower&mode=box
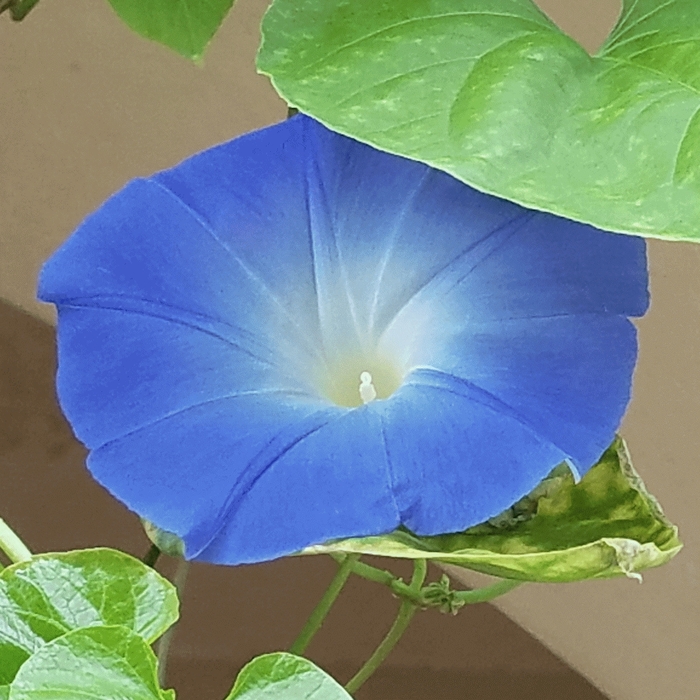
[38,116,648,565]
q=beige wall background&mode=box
[1,1,698,699]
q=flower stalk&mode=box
[157,558,190,686]
[290,553,361,655]
[142,543,162,568]
[345,559,427,694]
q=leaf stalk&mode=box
[0,516,32,564]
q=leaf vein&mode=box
[599,28,660,55]
[607,0,676,47]
[598,55,700,97]
[625,37,700,62]
[609,0,643,40]
[364,111,446,137]
[672,103,700,178]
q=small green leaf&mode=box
[225,653,351,700]
[8,626,165,700]
[258,0,700,241]
[106,0,235,60]
[305,438,682,583]
[0,548,178,684]
[0,686,9,700]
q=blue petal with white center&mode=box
[38,116,648,565]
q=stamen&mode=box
[359,371,377,404]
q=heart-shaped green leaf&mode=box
[225,653,351,700]
[106,0,235,60]
[0,549,177,685]
[8,626,169,700]
[304,438,682,583]
[258,0,700,241]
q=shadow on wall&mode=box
[0,299,607,700]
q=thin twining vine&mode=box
[328,552,522,613]
[346,558,428,693]
[286,555,522,693]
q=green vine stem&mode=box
[345,559,427,694]
[0,516,32,564]
[290,553,360,655]
[329,552,522,610]
[157,558,190,686]
[452,577,522,604]
[328,552,421,601]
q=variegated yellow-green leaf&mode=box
[305,438,682,583]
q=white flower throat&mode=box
[317,355,403,408]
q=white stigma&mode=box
[359,371,377,404]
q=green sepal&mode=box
[7,626,169,700]
[142,520,186,559]
[258,0,700,242]
[305,438,682,583]
[105,0,235,60]
[225,653,351,700]
[0,548,178,684]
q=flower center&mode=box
[320,355,403,408]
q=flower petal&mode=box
[51,305,304,450]
[89,398,399,561]
[197,408,400,563]
[425,315,639,472]
[376,379,568,535]
[152,117,533,356]
[456,213,649,321]
[39,175,325,393]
